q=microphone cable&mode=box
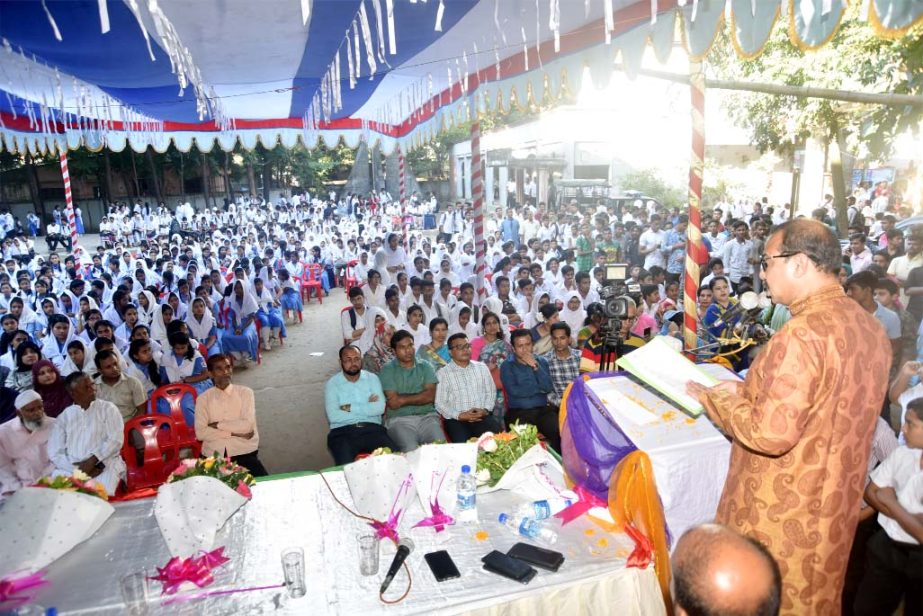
[318,471,413,604]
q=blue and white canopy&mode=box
[0,0,920,154]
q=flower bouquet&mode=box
[343,450,416,542]
[154,454,256,557]
[32,470,109,500]
[0,471,115,577]
[476,423,572,500]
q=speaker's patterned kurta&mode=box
[701,285,891,614]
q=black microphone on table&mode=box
[379,538,414,595]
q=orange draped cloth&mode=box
[700,285,891,614]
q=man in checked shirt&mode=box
[542,323,580,408]
[434,333,502,443]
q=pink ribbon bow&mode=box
[555,484,607,525]
[412,470,455,532]
[0,572,49,608]
[151,547,230,595]
[369,476,412,543]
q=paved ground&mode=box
[39,234,342,474]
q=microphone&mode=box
[379,538,414,595]
[711,291,759,330]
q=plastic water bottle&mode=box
[514,498,574,521]
[456,465,478,523]
[498,512,558,544]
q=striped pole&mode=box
[684,61,708,351]
[470,119,487,306]
[59,150,83,259]
[398,144,406,203]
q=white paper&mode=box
[0,487,114,577]
[478,444,571,503]
[616,336,719,415]
[154,476,247,558]
[404,443,476,518]
[343,453,415,522]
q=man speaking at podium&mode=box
[688,219,890,615]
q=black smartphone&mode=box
[424,550,461,582]
[481,550,537,584]
[507,542,565,572]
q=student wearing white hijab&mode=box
[559,290,586,346]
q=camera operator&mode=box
[578,299,642,373]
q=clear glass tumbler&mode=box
[358,534,380,576]
[281,546,307,598]
[119,571,151,616]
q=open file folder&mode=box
[615,336,739,417]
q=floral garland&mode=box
[474,422,539,487]
[32,470,109,500]
[166,454,256,499]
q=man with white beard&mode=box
[0,391,56,496]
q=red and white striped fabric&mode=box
[470,119,486,306]
[58,150,83,258]
[683,61,708,351]
[398,145,406,203]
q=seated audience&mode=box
[194,354,267,476]
[435,333,502,443]
[0,390,55,496]
[378,330,443,452]
[500,329,561,452]
[47,372,126,495]
[325,345,397,465]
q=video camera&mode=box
[595,263,642,371]
[598,263,641,324]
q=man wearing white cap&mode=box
[0,390,55,496]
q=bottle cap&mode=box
[498,513,508,523]
[461,464,470,473]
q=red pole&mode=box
[59,150,83,259]
[684,61,708,351]
[471,120,486,305]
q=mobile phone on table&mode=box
[507,542,565,572]
[481,550,537,584]
[424,550,461,582]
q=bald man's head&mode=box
[672,524,781,616]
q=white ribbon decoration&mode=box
[359,1,377,78]
[301,0,312,26]
[549,0,560,52]
[98,0,110,33]
[40,0,63,42]
[385,0,397,55]
[346,31,357,89]
[521,26,529,71]
[435,0,445,31]
[353,21,361,79]
[604,0,614,44]
[371,0,387,63]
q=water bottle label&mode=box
[535,501,551,519]
[457,492,476,510]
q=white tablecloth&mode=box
[31,471,665,615]
[585,375,731,541]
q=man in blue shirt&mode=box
[500,209,521,248]
[324,345,397,465]
[499,329,561,452]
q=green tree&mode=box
[707,4,923,160]
[619,168,686,209]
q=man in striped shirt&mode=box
[434,333,501,443]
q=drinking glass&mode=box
[281,546,307,598]
[119,571,151,615]
[358,533,380,576]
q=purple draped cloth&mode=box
[561,373,639,501]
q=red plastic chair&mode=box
[302,263,324,304]
[344,259,359,295]
[149,383,202,457]
[121,414,181,492]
